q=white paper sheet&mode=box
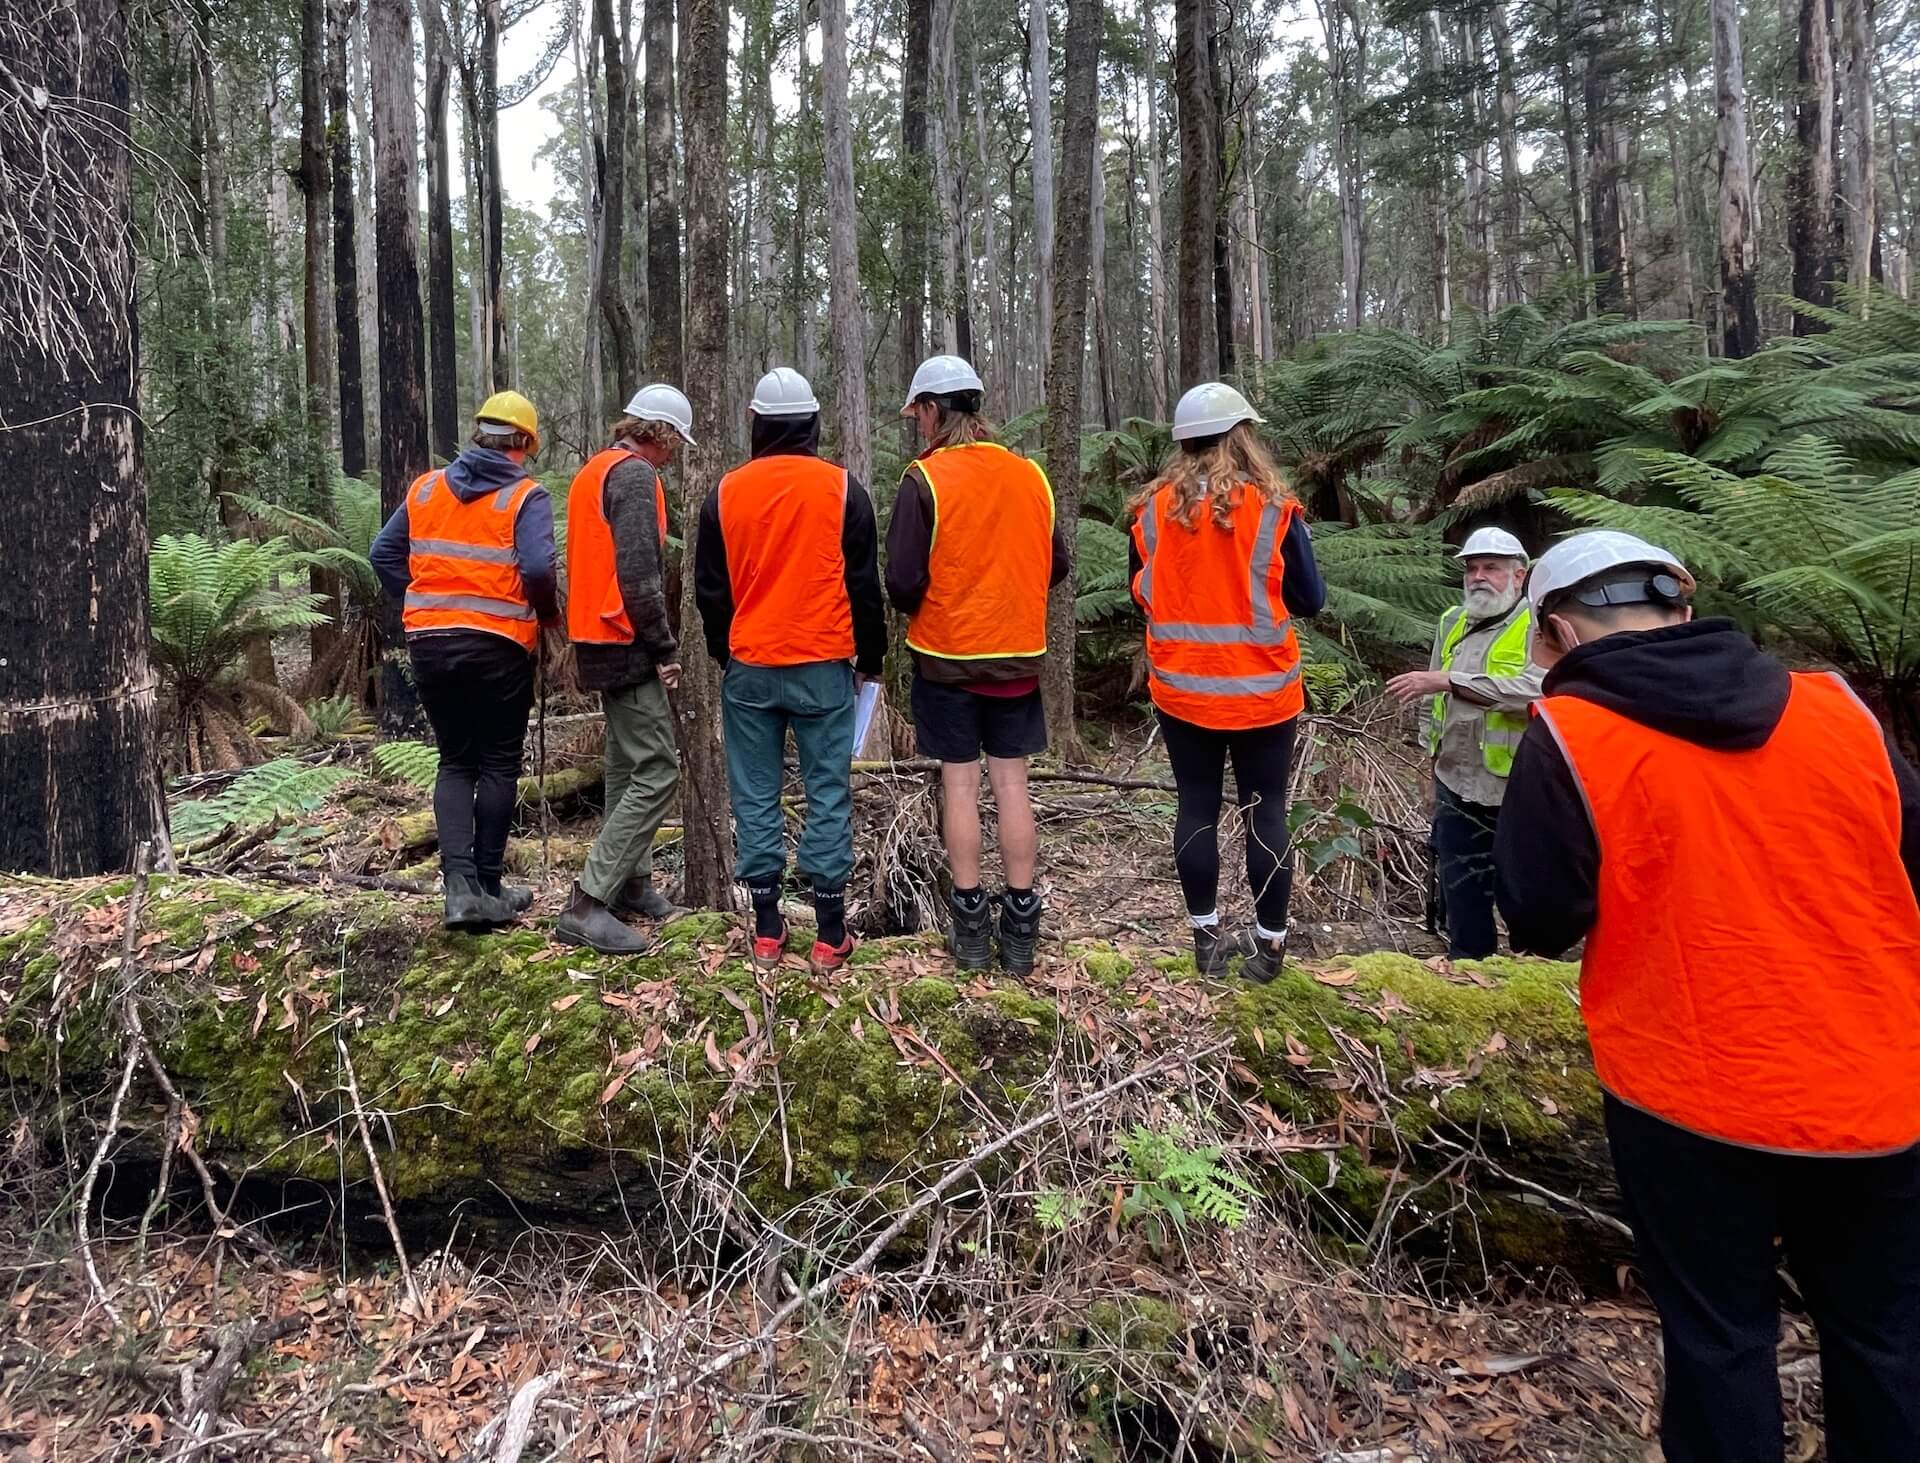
[852,680,884,756]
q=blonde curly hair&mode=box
[1131,420,1296,530]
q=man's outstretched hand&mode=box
[1385,669,1451,703]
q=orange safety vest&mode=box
[716,454,854,666]
[904,442,1055,661]
[1538,672,1920,1155]
[402,469,540,650]
[566,447,669,645]
[1129,483,1305,730]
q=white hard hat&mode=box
[1528,530,1695,612]
[1172,382,1264,441]
[749,366,821,417]
[623,383,696,444]
[1456,527,1528,562]
[902,354,985,413]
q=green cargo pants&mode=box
[579,676,680,904]
[721,659,856,888]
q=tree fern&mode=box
[169,759,354,846]
[370,739,442,788]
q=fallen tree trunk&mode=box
[0,876,1616,1274]
[382,760,605,853]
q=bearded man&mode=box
[1385,527,1543,960]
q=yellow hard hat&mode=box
[475,390,540,450]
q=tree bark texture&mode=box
[1173,0,1218,386]
[1488,1,1524,306]
[300,0,341,659]
[1041,0,1098,764]
[899,0,932,390]
[1579,0,1630,313]
[1838,0,1874,299]
[676,0,735,909]
[481,0,507,387]
[1712,0,1761,356]
[1140,0,1168,416]
[644,0,683,384]
[421,1,461,462]
[1789,0,1836,328]
[822,0,871,486]
[1207,22,1233,374]
[327,0,369,478]
[597,0,641,405]
[1423,10,1453,329]
[1027,0,1055,399]
[0,0,168,875]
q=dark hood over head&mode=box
[1542,617,1792,750]
[441,446,530,500]
[750,412,822,459]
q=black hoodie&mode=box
[1494,618,1920,957]
[692,415,887,673]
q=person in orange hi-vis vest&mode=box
[886,354,1071,975]
[556,385,695,956]
[369,392,559,933]
[1494,530,1920,1463]
[1128,383,1325,984]
[693,368,887,977]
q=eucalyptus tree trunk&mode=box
[1488,0,1524,305]
[790,0,818,374]
[327,0,368,476]
[1028,0,1055,396]
[1712,0,1761,356]
[1207,21,1233,373]
[1041,0,1098,765]
[369,0,430,727]
[1091,148,1116,427]
[1140,0,1168,416]
[421,0,461,460]
[644,0,683,383]
[1422,9,1452,330]
[0,0,169,874]
[1789,0,1836,328]
[574,7,605,429]
[967,0,1002,398]
[1839,0,1875,299]
[1557,0,1593,301]
[1462,13,1492,315]
[300,0,340,656]
[349,0,380,444]
[1653,0,1699,323]
[930,0,962,354]
[1320,0,1366,329]
[900,0,931,387]
[821,0,871,483]
[596,0,641,401]
[1173,0,1218,384]
[481,0,507,386]
[676,0,735,909]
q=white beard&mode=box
[1463,583,1522,620]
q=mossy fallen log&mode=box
[384,760,605,852]
[0,876,1617,1272]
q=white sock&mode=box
[1189,910,1220,929]
[1255,921,1288,944]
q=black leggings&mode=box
[411,631,534,885]
[1156,712,1298,931]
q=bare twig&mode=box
[490,1370,561,1463]
[334,1028,425,1313]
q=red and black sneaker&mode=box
[809,934,855,975]
[750,923,788,972]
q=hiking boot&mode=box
[613,874,681,921]
[556,885,653,955]
[997,893,1041,975]
[490,880,536,916]
[947,891,994,971]
[750,923,789,972]
[1193,924,1251,978]
[809,934,855,975]
[1243,929,1289,985]
[444,874,514,932]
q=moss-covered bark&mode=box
[0,877,1618,1268]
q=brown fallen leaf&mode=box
[550,992,583,1012]
[523,1033,541,1055]
[703,1030,727,1075]
[1314,968,1359,987]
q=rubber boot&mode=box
[997,892,1041,975]
[613,875,680,921]
[556,884,653,955]
[1243,929,1288,985]
[947,891,993,971]
[1192,924,1250,978]
[444,874,513,932]
[485,878,535,916]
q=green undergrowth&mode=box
[0,878,1606,1262]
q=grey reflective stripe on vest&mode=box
[1137,502,1158,609]
[409,537,517,564]
[404,591,535,621]
[1153,664,1302,696]
[413,472,441,505]
[492,483,520,510]
[1148,621,1293,645]
[1247,502,1282,635]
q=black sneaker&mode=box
[1192,924,1250,978]
[948,891,994,971]
[1244,930,1288,985]
[997,893,1041,975]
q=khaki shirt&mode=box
[1428,600,1545,808]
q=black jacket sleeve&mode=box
[884,467,934,615]
[606,462,678,663]
[843,476,888,676]
[1493,720,1600,957]
[1050,520,1072,588]
[1886,733,1920,901]
[1279,514,1326,619]
[693,487,733,667]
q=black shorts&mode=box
[911,673,1048,762]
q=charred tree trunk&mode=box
[677,0,734,909]
[1789,0,1836,328]
[327,0,368,478]
[1173,0,1218,387]
[822,0,871,485]
[644,0,683,383]
[421,0,461,461]
[1712,0,1761,356]
[597,0,641,403]
[481,0,507,387]
[1207,20,1233,374]
[1041,0,1098,765]
[300,0,341,660]
[0,0,168,874]
[369,0,429,728]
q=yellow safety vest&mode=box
[1429,606,1532,776]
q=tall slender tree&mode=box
[1173,0,1218,385]
[327,0,369,476]
[1838,0,1875,297]
[1028,0,1055,398]
[1041,0,1098,762]
[1140,0,1168,415]
[421,0,462,460]
[1788,0,1835,328]
[645,0,683,382]
[900,0,932,385]
[822,0,871,485]
[300,0,340,657]
[596,0,641,403]
[0,0,168,874]
[677,0,734,907]
[1712,0,1760,355]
